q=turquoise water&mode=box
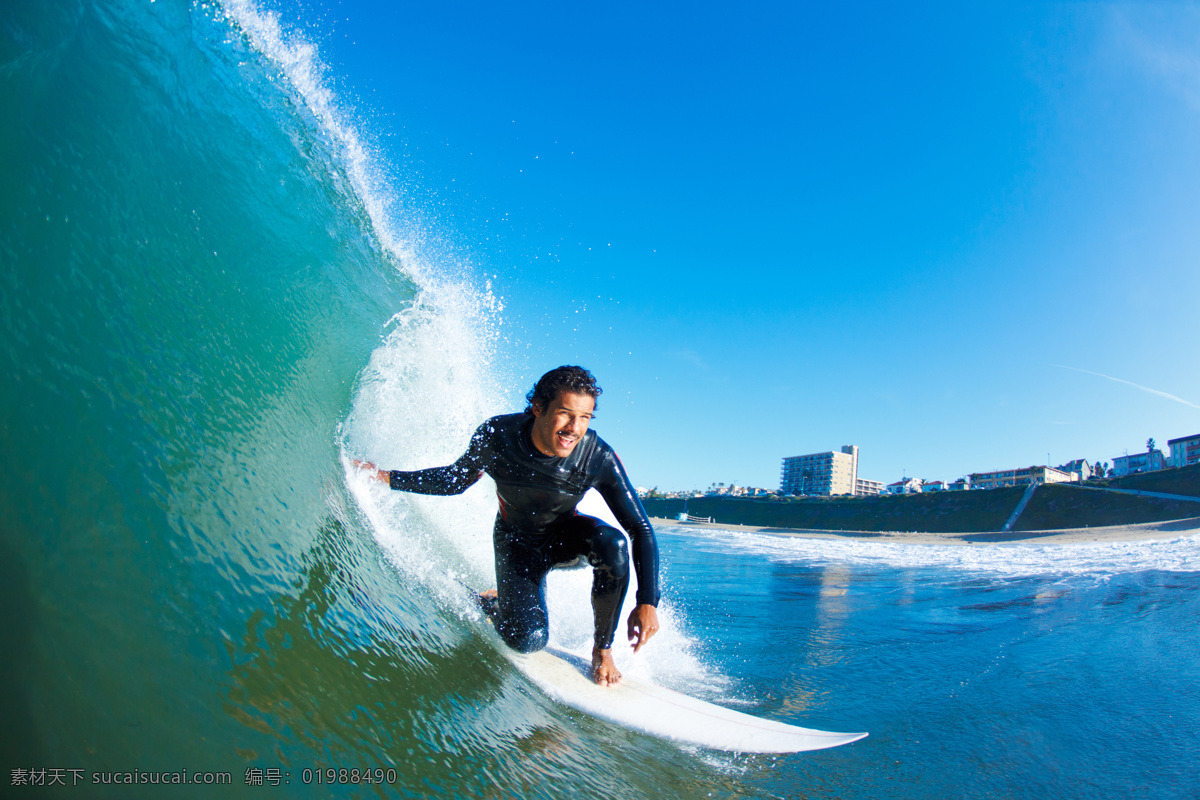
[3,1,1199,797]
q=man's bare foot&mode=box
[476,588,498,619]
[592,647,622,687]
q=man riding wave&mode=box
[354,366,660,686]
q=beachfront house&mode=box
[1058,459,1093,481]
[886,477,922,495]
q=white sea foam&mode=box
[660,524,1200,578]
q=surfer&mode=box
[353,365,660,686]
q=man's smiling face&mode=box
[530,390,595,458]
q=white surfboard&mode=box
[508,645,867,753]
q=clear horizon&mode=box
[274,0,1200,492]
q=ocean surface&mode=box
[3,1,1199,797]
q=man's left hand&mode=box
[627,604,660,653]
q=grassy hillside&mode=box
[1088,461,1200,497]
[1015,483,1200,531]
[642,488,1025,533]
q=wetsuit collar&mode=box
[522,414,557,461]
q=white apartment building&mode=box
[1112,450,1167,476]
[1168,434,1200,468]
[970,465,1076,489]
[781,445,859,496]
[855,478,884,496]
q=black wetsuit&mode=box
[388,413,660,653]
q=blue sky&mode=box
[280,1,1200,491]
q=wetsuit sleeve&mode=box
[388,424,489,495]
[594,451,661,607]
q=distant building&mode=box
[781,445,859,496]
[1168,434,1200,469]
[1112,450,1167,476]
[723,485,766,497]
[1058,459,1093,482]
[922,480,949,492]
[969,465,1076,489]
[949,478,970,491]
[886,477,922,495]
[855,478,884,496]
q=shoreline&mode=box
[648,516,1200,545]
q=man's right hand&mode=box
[627,604,660,653]
[351,459,390,485]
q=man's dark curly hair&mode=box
[524,365,602,414]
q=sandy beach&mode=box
[650,516,1200,545]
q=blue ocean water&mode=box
[3,1,1199,798]
[655,526,1200,799]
